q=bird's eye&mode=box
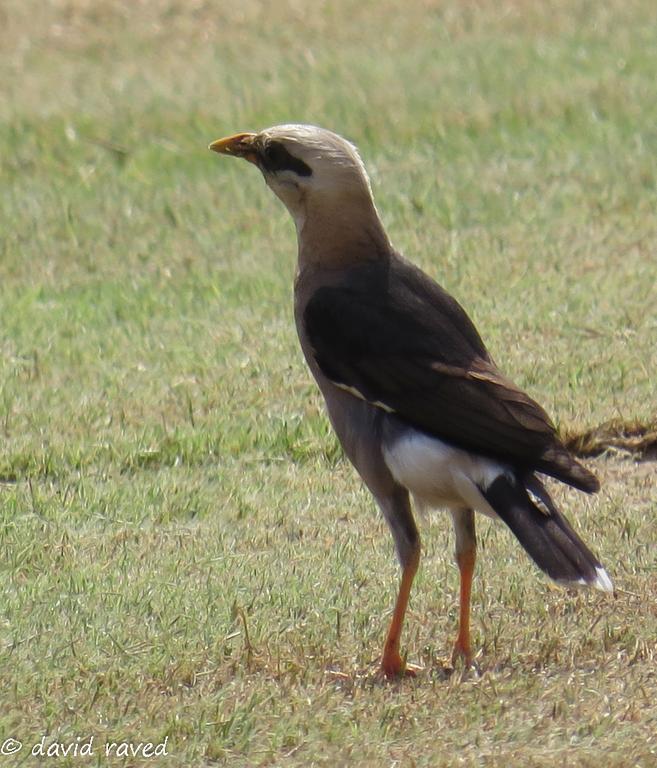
[263,143,286,167]
[260,141,312,177]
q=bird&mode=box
[209,124,613,678]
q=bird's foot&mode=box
[380,651,423,680]
[451,641,481,675]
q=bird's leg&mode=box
[451,508,476,667]
[378,487,421,678]
[381,545,420,678]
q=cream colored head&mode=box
[210,124,376,233]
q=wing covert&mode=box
[303,267,558,470]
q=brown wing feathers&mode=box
[304,255,599,492]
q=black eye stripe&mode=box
[260,141,312,177]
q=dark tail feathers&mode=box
[482,474,613,592]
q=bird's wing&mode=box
[303,259,597,491]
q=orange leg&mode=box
[451,509,476,667]
[452,547,476,665]
[381,546,420,678]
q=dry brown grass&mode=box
[565,420,657,461]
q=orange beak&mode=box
[208,132,258,164]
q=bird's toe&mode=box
[451,640,478,672]
[380,652,422,680]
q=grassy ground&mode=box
[1,0,656,765]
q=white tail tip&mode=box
[592,566,614,593]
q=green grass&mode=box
[1,0,656,765]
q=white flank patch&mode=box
[382,429,508,515]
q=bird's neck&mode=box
[294,191,391,270]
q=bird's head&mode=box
[209,124,375,231]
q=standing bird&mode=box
[209,125,612,678]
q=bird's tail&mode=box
[482,474,613,592]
